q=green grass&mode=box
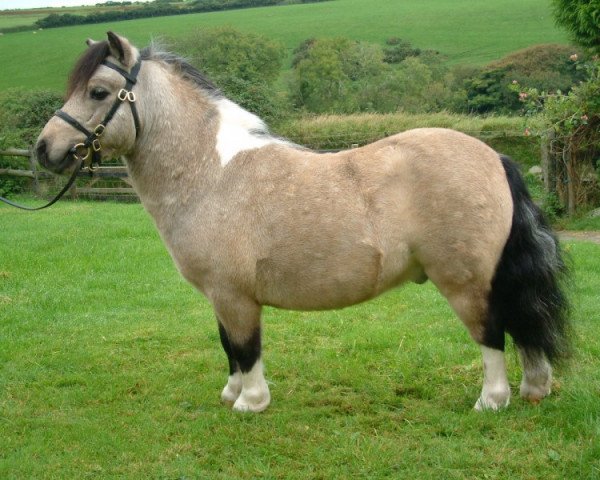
[0,13,46,29]
[0,0,569,92]
[1,201,599,478]
[558,213,600,231]
[0,5,153,30]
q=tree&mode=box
[382,37,421,64]
[289,38,389,113]
[174,27,283,86]
[172,27,285,120]
[552,0,600,51]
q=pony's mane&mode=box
[140,43,222,97]
[66,40,221,98]
[67,41,110,97]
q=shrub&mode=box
[289,38,457,114]
[172,27,286,121]
[0,89,63,197]
[489,44,588,92]
[0,89,63,145]
[514,58,600,213]
[552,0,600,52]
[289,38,376,113]
[382,37,421,64]
[464,44,588,114]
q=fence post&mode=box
[564,145,576,216]
[28,148,39,195]
[541,130,554,194]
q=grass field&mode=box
[0,5,149,30]
[0,201,599,478]
[0,13,47,29]
[0,0,569,92]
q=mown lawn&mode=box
[0,0,568,91]
[0,201,598,479]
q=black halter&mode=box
[0,58,142,211]
[54,58,143,169]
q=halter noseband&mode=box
[54,58,143,169]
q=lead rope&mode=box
[0,157,82,211]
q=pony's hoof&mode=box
[474,387,510,411]
[520,381,551,404]
[221,384,241,405]
[232,388,271,413]
[221,374,242,405]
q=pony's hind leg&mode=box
[475,345,511,411]
[213,297,270,413]
[442,286,511,410]
[518,348,552,403]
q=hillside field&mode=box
[0,0,569,92]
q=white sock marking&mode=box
[475,345,511,411]
[221,371,242,404]
[232,359,271,413]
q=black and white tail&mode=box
[486,155,571,364]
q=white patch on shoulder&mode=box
[215,98,283,166]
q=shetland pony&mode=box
[36,32,570,412]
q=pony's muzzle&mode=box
[35,139,49,168]
[35,137,78,174]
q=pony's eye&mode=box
[90,87,110,101]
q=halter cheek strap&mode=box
[54,57,143,169]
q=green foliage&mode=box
[172,26,286,120]
[174,26,284,85]
[463,45,587,114]
[289,38,381,113]
[552,0,600,51]
[490,44,588,91]
[0,89,63,144]
[0,89,63,197]
[289,38,460,114]
[514,58,600,211]
[464,68,520,114]
[382,37,421,64]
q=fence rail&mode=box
[0,148,136,199]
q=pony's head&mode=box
[36,32,141,173]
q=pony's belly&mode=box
[255,242,382,310]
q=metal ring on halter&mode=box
[72,142,91,161]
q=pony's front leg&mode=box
[214,299,270,413]
[218,322,242,404]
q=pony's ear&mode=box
[86,38,99,47]
[106,31,137,68]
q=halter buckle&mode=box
[92,138,102,152]
[94,124,106,137]
[118,89,136,103]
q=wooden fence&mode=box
[0,148,136,200]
